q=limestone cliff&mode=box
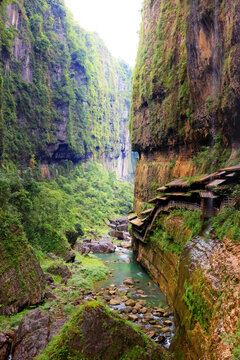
[131,0,240,209]
[0,0,135,179]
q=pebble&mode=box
[123,278,135,286]
[120,306,132,314]
[128,314,138,322]
[125,299,136,307]
[164,320,173,326]
[154,307,165,313]
[161,327,170,333]
[109,297,123,306]
[146,330,155,339]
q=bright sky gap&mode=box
[64,0,143,67]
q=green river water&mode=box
[95,247,168,308]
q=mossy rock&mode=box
[0,211,45,315]
[37,302,169,360]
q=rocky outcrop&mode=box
[47,262,72,281]
[130,0,240,210]
[0,215,45,315]
[172,236,240,359]
[0,0,135,180]
[37,302,168,360]
[0,332,12,360]
[12,309,50,360]
[74,238,115,254]
[107,217,131,240]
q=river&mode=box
[94,245,175,348]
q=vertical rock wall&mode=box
[131,0,240,209]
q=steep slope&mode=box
[0,0,135,179]
[130,0,240,210]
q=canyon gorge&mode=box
[0,0,240,359]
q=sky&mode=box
[64,0,143,68]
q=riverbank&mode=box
[0,237,174,359]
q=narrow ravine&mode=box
[94,245,175,349]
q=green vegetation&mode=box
[193,134,231,173]
[184,280,212,332]
[222,321,240,360]
[130,0,191,147]
[0,0,132,164]
[0,308,32,332]
[149,209,202,254]
[213,206,240,243]
[0,161,133,256]
[0,251,109,331]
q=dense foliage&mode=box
[149,209,202,254]
[213,206,240,242]
[0,161,133,255]
[0,0,132,164]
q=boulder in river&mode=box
[107,217,131,241]
[125,299,136,307]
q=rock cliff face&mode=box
[131,1,240,358]
[131,0,240,209]
[0,0,135,179]
[133,219,240,359]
